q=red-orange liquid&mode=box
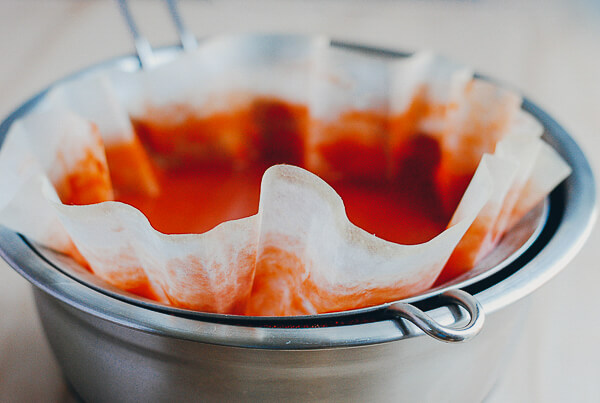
[118,166,263,235]
[66,95,501,315]
[117,163,447,245]
[120,98,449,245]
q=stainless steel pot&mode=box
[0,38,595,403]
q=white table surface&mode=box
[0,1,598,401]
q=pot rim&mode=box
[0,35,595,349]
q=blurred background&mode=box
[0,0,598,401]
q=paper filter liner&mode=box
[0,37,571,315]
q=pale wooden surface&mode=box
[0,1,598,401]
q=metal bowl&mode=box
[0,35,595,402]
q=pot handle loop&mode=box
[387,289,485,343]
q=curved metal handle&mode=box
[388,289,485,343]
[165,0,198,52]
[116,0,198,69]
[116,0,155,69]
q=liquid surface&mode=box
[117,164,446,244]
[120,98,450,244]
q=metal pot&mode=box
[0,38,595,403]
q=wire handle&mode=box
[165,0,199,52]
[388,289,485,343]
[116,0,198,69]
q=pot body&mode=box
[1,36,594,403]
[35,289,528,403]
